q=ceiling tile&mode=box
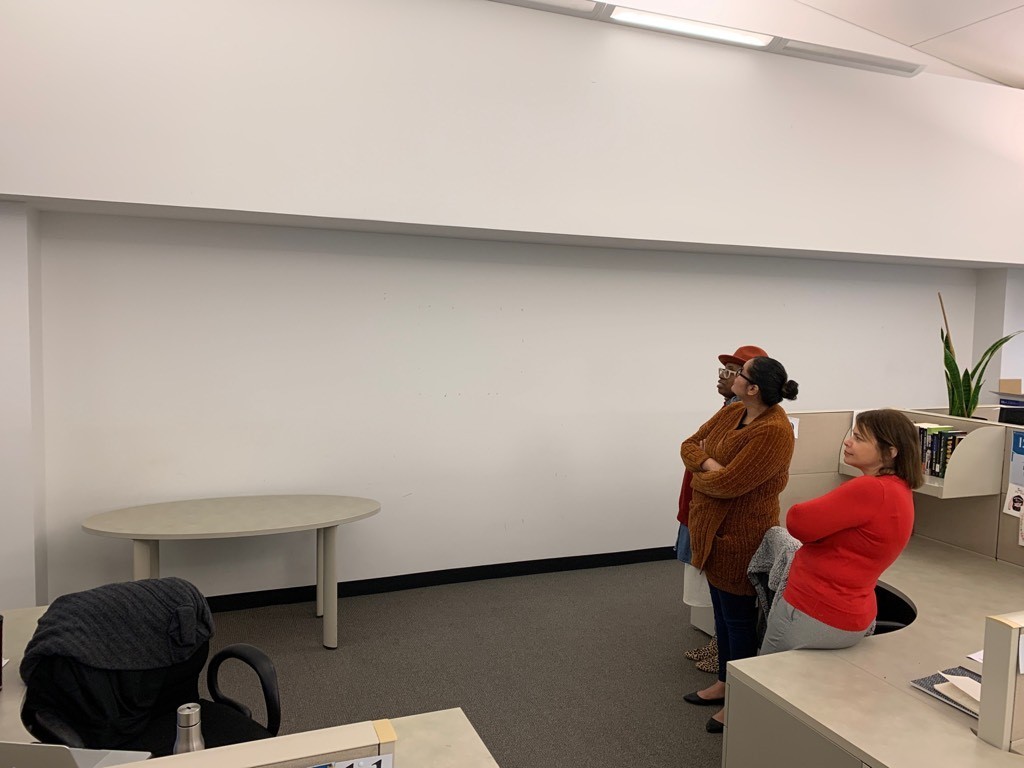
[797,0,1024,46]
[915,6,1024,87]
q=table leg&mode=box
[316,528,324,618]
[132,540,160,580]
[322,525,338,649]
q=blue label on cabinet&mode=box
[1014,431,1024,455]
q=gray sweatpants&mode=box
[758,595,870,655]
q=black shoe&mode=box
[706,716,724,734]
[684,691,725,706]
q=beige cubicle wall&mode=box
[899,408,1019,562]
[779,410,853,524]
[996,426,1024,568]
[914,493,1002,558]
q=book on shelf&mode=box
[992,390,1024,407]
[910,666,981,718]
[935,431,967,478]
[913,423,954,477]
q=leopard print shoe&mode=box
[695,653,719,674]
[684,635,718,661]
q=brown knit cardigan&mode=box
[680,402,795,595]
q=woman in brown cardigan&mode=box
[679,356,798,733]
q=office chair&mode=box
[20,577,281,757]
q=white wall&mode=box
[972,268,1024,402]
[973,269,1009,405]
[1,0,1023,264]
[0,205,41,609]
[1003,269,1024,383]
[37,213,977,600]
[0,0,1015,606]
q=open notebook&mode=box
[0,742,150,768]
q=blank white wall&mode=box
[973,269,1010,405]
[39,213,976,599]
[0,205,41,611]
[2,0,1024,264]
[972,268,1024,401]
[1003,268,1024,381]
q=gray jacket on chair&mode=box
[747,525,801,617]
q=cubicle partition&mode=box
[980,609,1024,754]
[996,427,1024,568]
[898,407,1024,566]
[880,409,1007,558]
[779,410,853,524]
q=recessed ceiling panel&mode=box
[915,6,1024,87]
[797,0,1024,46]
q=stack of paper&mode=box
[934,672,982,717]
[910,666,982,718]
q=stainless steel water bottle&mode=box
[173,702,205,753]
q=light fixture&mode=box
[772,39,923,77]
[608,7,773,48]
[534,0,597,10]
[493,0,602,17]
[486,1,923,78]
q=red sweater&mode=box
[784,474,914,631]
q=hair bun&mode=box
[781,380,799,401]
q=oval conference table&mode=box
[82,495,380,649]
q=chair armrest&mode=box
[30,710,86,748]
[207,643,281,736]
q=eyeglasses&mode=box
[736,370,757,386]
[718,367,739,379]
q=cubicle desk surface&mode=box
[132,709,498,767]
[726,537,1024,767]
[130,709,496,768]
[392,708,499,768]
[82,495,380,649]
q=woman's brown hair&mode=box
[855,409,924,489]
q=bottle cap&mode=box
[177,702,201,727]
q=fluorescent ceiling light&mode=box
[536,0,597,10]
[609,7,774,48]
[773,39,922,77]
[505,0,598,12]
[488,1,921,79]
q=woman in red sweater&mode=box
[759,409,924,656]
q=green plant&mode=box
[939,292,1022,417]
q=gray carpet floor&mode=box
[208,560,723,768]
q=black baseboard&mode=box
[206,546,675,613]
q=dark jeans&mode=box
[709,583,759,683]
